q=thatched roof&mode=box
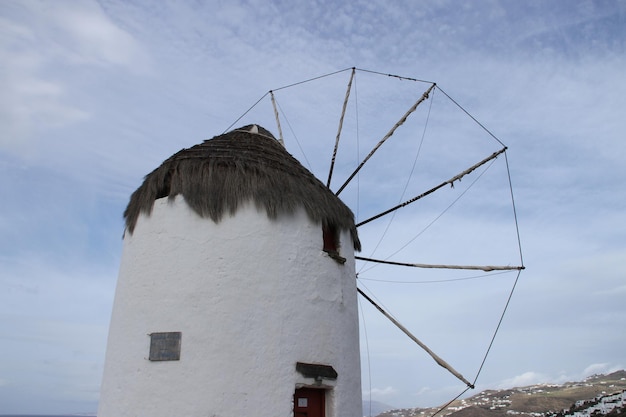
[124,124,361,251]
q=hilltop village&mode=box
[376,371,626,417]
[551,390,626,417]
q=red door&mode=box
[294,387,325,417]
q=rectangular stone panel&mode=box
[149,332,181,361]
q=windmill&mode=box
[98,67,524,417]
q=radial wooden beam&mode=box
[355,256,524,272]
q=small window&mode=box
[149,332,181,361]
[323,224,345,264]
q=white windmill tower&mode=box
[98,125,363,417]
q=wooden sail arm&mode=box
[356,147,507,228]
[327,68,355,188]
[336,83,436,196]
[357,287,475,389]
[355,256,525,272]
[270,91,285,147]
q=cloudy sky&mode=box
[1,0,625,414]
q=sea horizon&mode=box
[0,415,96,417]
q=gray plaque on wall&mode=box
[149,332,181,361]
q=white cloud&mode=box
[47,1,152,72]
[0,0,152,154]
[485,364,626,393]
[495,371,550,389]
[0,29,89,151]
[582,363,624,378]
[596,284,626,296]
[364,386,397,397]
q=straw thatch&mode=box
[124,125,361,251]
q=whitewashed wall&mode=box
[98,196,362,417]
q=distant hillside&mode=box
[364,400,396,417]
[377,370,626,417]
